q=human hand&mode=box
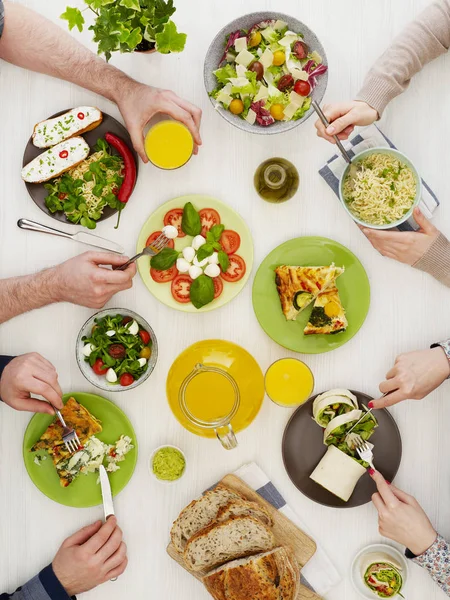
[370,347,450,409]
[370,469,437,556]
[0,353,63,415]
[53,517,127,596]
[116,81,202,162]
[315,101,378,144]
[51,252,136,309]
[361,207,440,265]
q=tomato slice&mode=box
[220,254,246,282]
[150,266,178,283]
[146,231,174,249]
[199,208,221,237]
[213,277,224,299]
[171,274,192,303]
[163,208,185,238]
[220,230,241,255]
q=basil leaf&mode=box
[196,243,214,263]
[212,242,222,251]
[181,202,201,236]
[206,231,215,243]
[150,247,179,270]
[209,224,225,241]
[218,251,230,273]
[190,275,215,309]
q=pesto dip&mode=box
[152,447,185,481]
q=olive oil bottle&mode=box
[254,158,299,203]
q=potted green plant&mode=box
[61,0,187,61]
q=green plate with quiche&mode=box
[23,392,138,508]
[252,236,370,354]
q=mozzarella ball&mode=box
[162,225,178,239]
[209,252,220,264]
[189,265,203,280]
[106,368,118,383]
[182,246,196,263]
[204,263,221,278]
[193,255,209,268]
[82,343,95,357]
[192,235,206,250]
[137,358,147,367]
[127,320,139,335]
[106,330,116,337]
[176,258,191,273]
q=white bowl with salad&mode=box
[204,12,328,133]
[76,308,158,392]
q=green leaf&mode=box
[218,251,229,273]
[181,202,201,236]
[212,242,222,251]
[119,0,141,10]
[209,224,225,241]
[155,20,186,54]
[190,275,215,309]
[196,244,214,263]
[150,247,179,270]
[126,27,143,49]
[60,7,85,32]
[213,64,237,85]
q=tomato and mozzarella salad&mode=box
[81,313,153,387]
[210,19,327,126]
[148,203,246,309]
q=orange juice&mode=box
[265,358,314,407]
[145,120,193,169]
[184,370,236,423]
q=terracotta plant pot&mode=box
[134,39,157,54]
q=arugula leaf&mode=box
[155,20,186,53]
[218,251,229,273]
[181,202,201,236]
[60,7,85,32]
[196,244,214,263]
[150,248,179,270]
[119,0,141,10]
[190,275,215,309]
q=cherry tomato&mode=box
[220,230,241,255]
[171,274,192,303]
[213,277,224,299]
[146,231,174,249]
[138,330,151,345]
[140,346,152,359]
[248,61,264,81]
[120,373,134,387]
[248,31,262,47]
[92,358,108,376]
[294,79,311,97]
[199,208,221,237]
[77,112,85,120]
[220,254,246,282]
[163,208,185,238]
[293,40,308,60]
[108,344,126,359]
[58,193,67,200]
[122,316,133,325]
[59,150,69,159]
[229,99,244,115]
[270,104,285,120]
[272,50,286,66]
[150,266,178,283]
[277,74,294,92]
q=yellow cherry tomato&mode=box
[324,301,340,318]
[270,103,285,120]
[332,404,339,410]
[248,31,262,48]
[140,346,152,359]
[272,50,286,66]
[229,99,244,115]
[386,589,393,596]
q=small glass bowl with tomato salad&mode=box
[76,308,158,392]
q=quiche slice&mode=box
[303,286,348,335]
[275,264,344,321]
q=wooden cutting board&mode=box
[167,474,322,600]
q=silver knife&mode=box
[18,219,124,254]
[346,406,374,435]
[99,464,115,520]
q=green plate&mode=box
[23,392,138,508]
[137,194,253,313]
[252,236,370,354]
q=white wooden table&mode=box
[1,0,450,598]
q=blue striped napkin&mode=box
[318,124,439,231]
[233,462,341,597]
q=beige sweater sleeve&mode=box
[413,233,450,287]
[356,0,450,116]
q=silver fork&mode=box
[113,232,170,271]
[54,408,81,454]
[355,438,375,469]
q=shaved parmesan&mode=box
[216,91,232,106]
[263,70,274,86]
[257,48,263,57]
[234,36,247,53]
[309,50,323,64]
[282,103,298,119]
[245,109,257,125]
[279,34,298,47]
[235,49,255,67]
[291,68,309,81]
[267,84,282,98]
[254,85,269,102]
[222,82,232,95]
[289,91,305,107]
[236,64,247,78]
[274,20,288,30]
[229,77,250,88]
[260,49,274,69]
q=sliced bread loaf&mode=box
[216,500,273,528]
[184,515,276,572]
[171,484,246,553]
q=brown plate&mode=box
[282,390,402,508]
[22,109,138,225]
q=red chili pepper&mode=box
[59,150,69,159]
[104,132,136,204]
[77,112,85,120]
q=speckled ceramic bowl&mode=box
[204,11,328,135]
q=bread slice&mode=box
[184,515,276,572]
[216,500,273,528]
[21,137,90,184]
[171,484,246,553]
[32,106,103,148]
[203,547,299,600]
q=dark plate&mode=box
[22,109,138,225]
[282,391,402,508]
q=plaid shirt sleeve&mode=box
[0,565,74,600]
[409,534,450,595]
[0,1,4,39]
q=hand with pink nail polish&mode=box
[314,101,378,144]
[370,469,437,556]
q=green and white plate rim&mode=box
[23,392,138,508]
[252,236,371,354]
[137,194,254,313]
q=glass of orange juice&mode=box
[145,118,193,170]
[265,358,314,407]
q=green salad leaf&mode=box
[155,20,186,53]
[181,202,202,236]
[189,275,215,309]
[214,64,237,84]
[150,247,179,270]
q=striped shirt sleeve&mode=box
[0,565,74,600]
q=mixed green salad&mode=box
[325,410,378,467]
[44,138,125,229]
[363,561,404,598]
[82,313,153,387]
[210,18,327,126]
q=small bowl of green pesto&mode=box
[150,445,186,484]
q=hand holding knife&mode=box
[99,465,118,582]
